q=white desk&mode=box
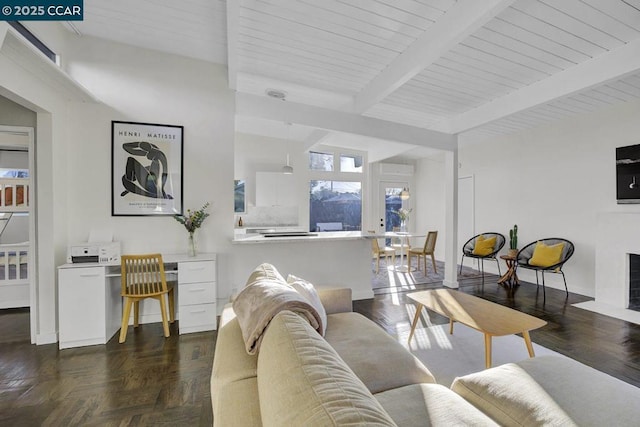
[57,253,217,349]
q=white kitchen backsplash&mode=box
[238,206,299,227]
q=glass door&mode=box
[379,182,409,234]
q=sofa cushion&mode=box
[452,355,640,426]
[375,383,498,427]
[211,317,258,387]
[213,377,262,427]
[325,312,436,394]
[257,310,397,426]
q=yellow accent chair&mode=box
[459,233,506,285]
[516,238,574,300]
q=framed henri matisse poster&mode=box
[111,120,183,216]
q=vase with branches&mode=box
[395,208,412,232]
[174,202,210,256]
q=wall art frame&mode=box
[111,120,184,216]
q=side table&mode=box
[497,254,519,287]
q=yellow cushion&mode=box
[529,242,565,268]
[472,235,496,256]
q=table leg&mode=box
[408,304,423,344]
[449,318,454,334]
[484,334,492,369]
[522,330,535,357]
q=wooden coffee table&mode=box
[407,289,547,368]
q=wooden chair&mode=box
[119,253,175,343]
[369,231,396,273]
[409,231,438,273]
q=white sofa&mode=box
[211,264,640,426]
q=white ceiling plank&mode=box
[511,1,623,50]
[606,79,640,97]
[473,27,575,70]
[447,37,640,133]
[353,0,517,113]
[241,0,411,52]
[300,0,426,38]
[336,0,436,30]
[439,54,529,88]
[539,0,640,42]
[238,9,397,61]
[484,18,589,64]
[374,0,454,18]
[462,35,560,75]
[227,0,239,89]
[597,84,640,102]
[498,6,606,57]
[236,92,456,151]
[237,25,387,70]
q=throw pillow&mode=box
[472,235,496,256]
[529,241,565,268]
[287,274,328,336]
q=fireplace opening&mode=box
[629,254,640,311]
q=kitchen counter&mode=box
[232,230,365,244]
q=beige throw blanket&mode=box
[232,279,322,355]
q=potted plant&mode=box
[508,224,518,257]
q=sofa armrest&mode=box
[317,287,352,314]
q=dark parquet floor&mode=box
[2,270,640,425]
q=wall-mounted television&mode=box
[616,143,640,204]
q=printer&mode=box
[67,241,121,264]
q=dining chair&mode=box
[119,253,176,343]
[368,231,396,273]
[409,231,438,273]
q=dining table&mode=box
[375,231,425,273]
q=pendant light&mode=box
[282,154,293,175]
[282,122,293,175]
[400,187,410,200]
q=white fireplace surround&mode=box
[574,212,640,325]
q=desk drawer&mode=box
[180,302,217,332]
[178,261,215,284]
[179,282,215,305]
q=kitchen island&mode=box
[229,230,373,300]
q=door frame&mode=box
[0,125,37,343]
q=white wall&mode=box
[458,98,640,297]
[63,35,236,295]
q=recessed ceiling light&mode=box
[266,89,287,101]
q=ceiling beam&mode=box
[353,0,516,114]
[226,0,240,90]
[0,23,8,48]
[302,129,330,152]
[236,93,457,151]
[448,38,640,133]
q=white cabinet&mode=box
[256,171,297,206]
[58,266,121,349]
[178,257,217,334]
